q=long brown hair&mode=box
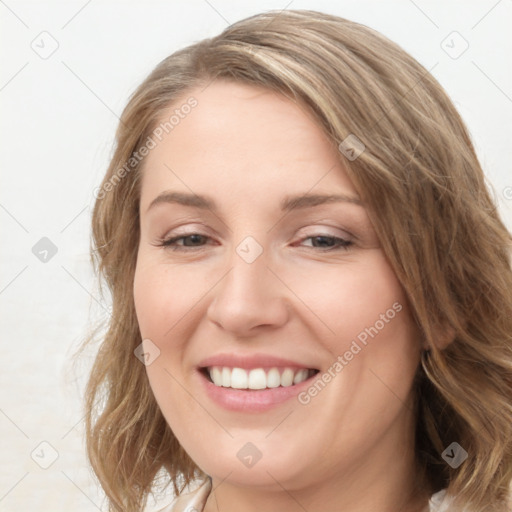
[81,10,512,511]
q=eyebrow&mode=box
[147,191,216,213]
[281,192,362,210]
[146,190,363,214]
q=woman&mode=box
[84,10,512,512]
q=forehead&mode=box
[139,80,356,209]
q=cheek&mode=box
[285,252,422,404]
[286,252,409,343]
[133,258,205,341]
[133,260,205,441]
[283,257,420,465]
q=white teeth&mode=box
[248,368,267,390]
[211,367,222,386]
[231,367,248,389]
[207,366,314,390]
[266,368,281,388]
[280,368,294,387]
[221,367,231,387]
[293,369,309,385]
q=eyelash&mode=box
[156,233,353,252]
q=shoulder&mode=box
[156,477,212,512]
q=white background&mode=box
[1,0,511,510]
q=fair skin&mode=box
[133,80,431,512]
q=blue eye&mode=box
[158,234,210,249]
[157,233,352,252]
[300,235,352,250]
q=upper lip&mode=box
[198,353,318,370]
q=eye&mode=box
[155,233,353,252]
[298,235,352,251]
[157,233,211,250]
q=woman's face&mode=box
[134,81,423,494]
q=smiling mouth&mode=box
[200,366,320,390]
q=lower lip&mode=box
[197,370,317,412]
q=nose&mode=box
[206,246,290,336]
